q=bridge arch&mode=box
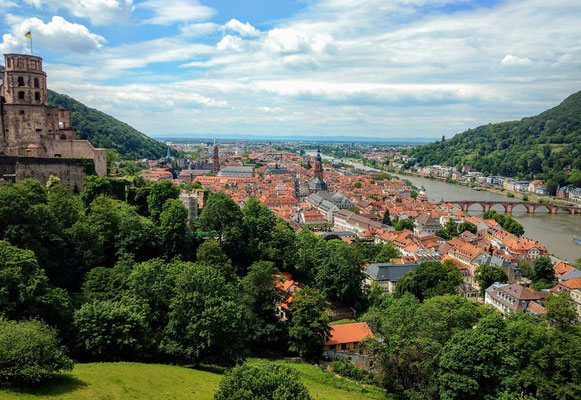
[510,203,529,214]
[532,204,550,214]
[466,202,486,212]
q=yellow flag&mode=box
[24,31,31,39]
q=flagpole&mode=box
[30,30,33,55]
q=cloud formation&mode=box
[23,0,134,25]
[1,0,579,138]
[0,14,105,53]
[140,0,215,25]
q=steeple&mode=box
[212,139,220,175]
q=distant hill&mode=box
[405,90,581,191]
[47,90,168,160]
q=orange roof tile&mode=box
[325,322,374,346]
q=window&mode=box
[6,58,11,68]
[18,91,25,100]
[34,78,39,88]
[17,59,24,68]
[17,76,24,86]
[35,92,40,101]
[30,60,36,70]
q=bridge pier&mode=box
[483,203,491,212]
[526,204,535,214]
[505,204,512,214]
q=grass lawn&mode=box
[0,360,390,400]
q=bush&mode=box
[331,359,376,384]
[0,318,73,383]
[214,361,312,400]
[74,300,151,361]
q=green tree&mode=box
[315,240,365,307]
[74,299,151,361]
[532,257,555,283]
[544,292,577,327]
[158,198,190,259]
[294,230,327,284]
[288,287,331,359]
[198,192,245,264]
[0,241,72,330]
[147,180,180,222]
[373,242,400,263]
[474,264,508,297]
[382,209,391,226]
[438,316,506,400]
[393,218,414,231]
[457,221,477,234]
[396,260,462,302]
[196,240,235,280]
[0,318,73,384]
[81,258,134,302]
[81,176,114,207]
[214,361,312,400]
[241,261,284,345]
[410,190,418,199]
[161,262,247,366]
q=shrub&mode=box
[0,318,73,383]
[74,300,151,361]
[214,361,312,400]
[331,359,376,384]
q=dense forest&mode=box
[1,178,579,399]
[47,90,168,160]
[406,91,581,192]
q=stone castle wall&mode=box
[0,156,94,191]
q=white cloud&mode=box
[217,35,245,52]
[501,54,533,66]
[224,19,260,37]
[0,15,105,54]
[23,0,134,25]
[264,28,335,55]
[140,0,215,25]
[180,22,219,37]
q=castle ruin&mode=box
[0,53,106,190]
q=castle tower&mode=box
[212,138,220,175]
[1,54,47,106]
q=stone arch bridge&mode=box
[441,200,581,215]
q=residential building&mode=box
[485,282,546,316]
[364,262,419,292]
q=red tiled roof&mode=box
[325,322,374,346]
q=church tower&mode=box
[212,138,220,175]
[1,54,47,106]
[314,146,324,181]
[308,146,327,192]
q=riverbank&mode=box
[310,151,581,261]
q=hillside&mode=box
[47,90,168,160]
[0,361,388,400]
[406,90,581,192]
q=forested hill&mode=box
[47,90,168,160]
[406,90,581,189]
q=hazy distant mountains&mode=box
[406,90,581,185]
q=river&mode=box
[311,152,581,262]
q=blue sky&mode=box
[0,0,579,139]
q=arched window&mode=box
[35,92,40,101]
[17,59,24,68]
[34,78,39,88]
[30,60,36,69]
[60,134,67,140]
[17,76,24,86]
[6,58,11,68]
[18,91,25,100]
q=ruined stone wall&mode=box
[2,104,60,149]
[0,156,95,191]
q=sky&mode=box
[0,0,579,139]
